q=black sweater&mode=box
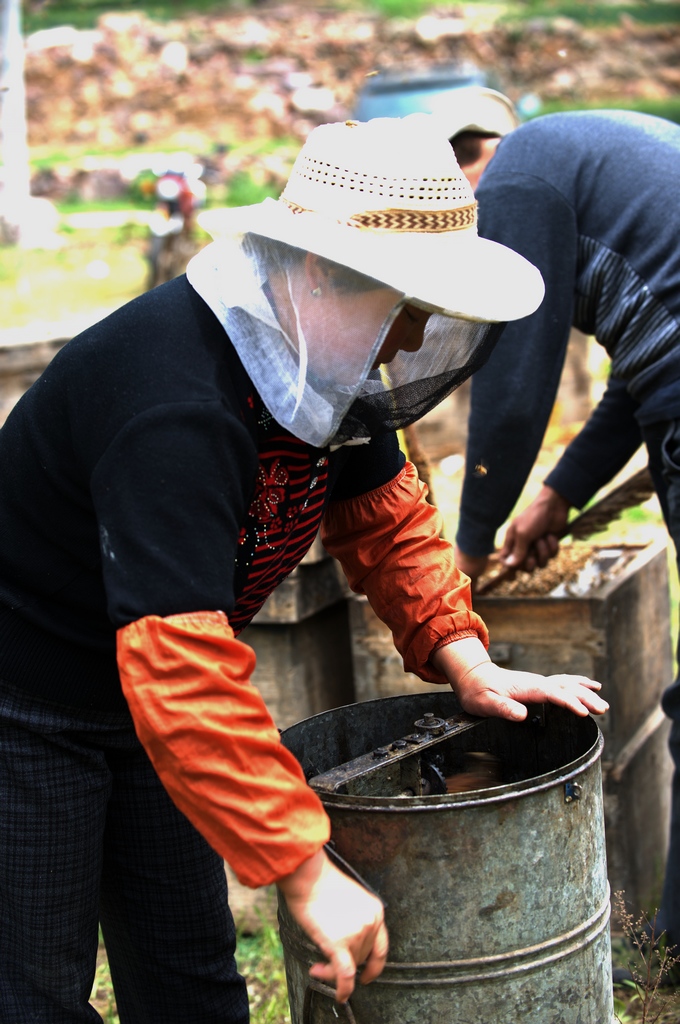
[0,276,402,711]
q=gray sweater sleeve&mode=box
[456,172,578,556]
[545,375,642,508]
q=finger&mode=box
[358,922,389,986]
[330,947,360,1005]
[533,537,553,568]
[580,694,609,715]
[545,533,560,557]
[469,692,529,721]
[562,683,608,715]
[472,684,608,721]
[523,551,537,572]
[546,674,605,695]
[309,961,334,983]
[498,530,514,562]
[540,679,609,717]
[502,533,530,568]
[309,947,357,1004]
[567,677,602,690]
[503,677,589,712]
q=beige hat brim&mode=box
[433,87,520,142]
[199,198,544,324]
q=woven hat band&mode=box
[280,197,477,234]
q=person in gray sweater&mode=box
[445,91,680,949]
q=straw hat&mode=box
[436,86,520,141]
[199,114,542,323]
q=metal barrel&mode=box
[278,692,614,1024]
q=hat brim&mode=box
[432,87,521,143]
[198,198,544,323]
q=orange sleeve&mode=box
[321,461,489,684]
[116,610,330,888]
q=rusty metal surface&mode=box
[279,693,614,1024]
[307,711,481,795]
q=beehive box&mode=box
[349,537,674,920]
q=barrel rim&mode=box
[316,721,603,812]
[281,692,604,812]
[315,733,602,811]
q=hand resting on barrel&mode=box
[277,848,388,1004]
[432,636,608,721]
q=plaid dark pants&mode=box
[0,679,249,1023]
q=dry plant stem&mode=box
[613,891,680,1024]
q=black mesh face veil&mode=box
[332,318,507,447]
[187,234,510,448]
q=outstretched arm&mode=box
[324,462,608,721]
[500,376,643,574]
[456,174,577,564]
[117,611,387,1003]
[323,462,489,684]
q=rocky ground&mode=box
[24,5,680,200]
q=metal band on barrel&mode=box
[281,197,477,233]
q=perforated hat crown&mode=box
[198,114,543,323]
[280,115,477,230]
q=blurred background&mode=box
[3,0,677,533]
[1,0,679,338]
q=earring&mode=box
[311,286,322,297]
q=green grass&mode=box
[496,0,680,27]
[23,0,680,32]
[334,0,680,25]
[29,138,296,167]
[223,170,280,208]
[237,922,291,1024]
[24,0,244,33]
[529,97,680,128]
[0,228,149,330]
[0,143,290,335]
[363,0,431,16]
[54,199,150,214]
